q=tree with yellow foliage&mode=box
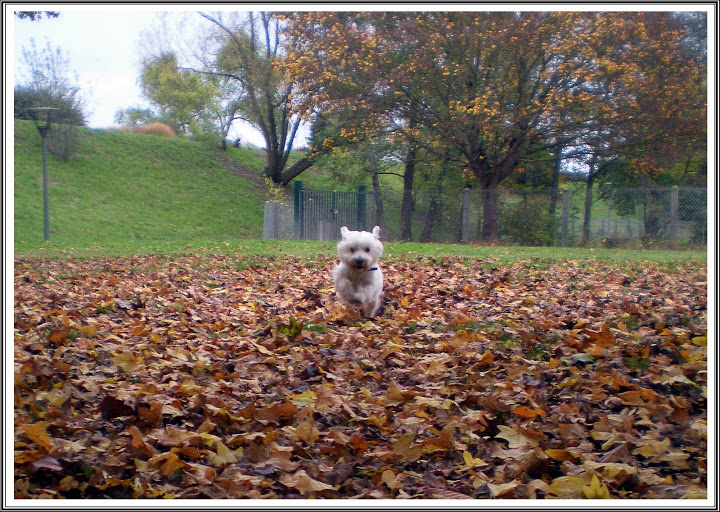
[283,11,705,242]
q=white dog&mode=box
[332,225,384,318]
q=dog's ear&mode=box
[372,226,380,239]
[340,226,349,239]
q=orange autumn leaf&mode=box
[512,406,546,419]
[13,251,707,499]
[21,422,54,452]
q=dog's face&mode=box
[337,226,383,272]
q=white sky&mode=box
[7,6,283,147]
[12,10,164,126]
[7,3,714,150]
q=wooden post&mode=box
[263,201,281,239]
[669,185,679,249]
[461,188,471,244]
[561,188,570,247]
[357,185,367,230]
[293,181,303,239]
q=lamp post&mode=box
[28,107,57,242]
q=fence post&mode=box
[366,190,376,229]
[263,201,280,239]
[357,185,367,230]
[293,181,303,239]
[561,188,570,247]
[461,188,471,244]
[669,185,679,249]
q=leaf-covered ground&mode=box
[13,254,707,500]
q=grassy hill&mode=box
[13,120,272,255]
[12,120,707,263]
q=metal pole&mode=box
[41,131,50,242]
[29,107,55,243]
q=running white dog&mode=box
[332,225,384,318]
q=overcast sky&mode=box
[13,10,163,126]
[8,6,273,146]
[7,3,715,151]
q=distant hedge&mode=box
[133,123,176,137]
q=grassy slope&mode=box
[12,120,707,263]
[13,120,268,254]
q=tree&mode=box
[15,38,87,160]
[573,12,706,245]
[283,12,706,242]
[15,11,59,21]
[283,13,434,240]
[193,12,321,184]
[113,106,159,128]
[140,52,218,136]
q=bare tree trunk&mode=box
[480,181,500,242]
[419,191,441,242]
[420,149,453,242]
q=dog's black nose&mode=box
[355,258,365,267]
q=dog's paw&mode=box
[376,301,385,317]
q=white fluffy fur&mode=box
[332,225,384,318]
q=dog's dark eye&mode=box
[364,247,370,253]
[350,247,356,253]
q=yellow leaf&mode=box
[289,390,317,408]
[21,422,54,452]
[210,439,239,465]
[691,336,707,346]
[558,375,580,388]
[135,458,149,471]
[583,474,611,499]
[386,381,405,401]
[381,469,401,490]
[632,438,671,458]
[393,432,424,460]
[112,351,142,372]
[462,451,488,468]
[545,449,579,463]
[45,387,71,407]
[548,476,586,498]
[487,480,521,497]
[148,452,189,477]
[296,419,320,444]
[280,469,333,495]
[496,425,538,448]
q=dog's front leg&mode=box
[361,295,382,318]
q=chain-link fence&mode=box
[263,184,707,250]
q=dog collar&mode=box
[369,267,379,271]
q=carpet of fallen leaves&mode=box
[13,253,707,500]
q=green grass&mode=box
[12,119,707,264]
[13,236,707,265]
[13,119,267,253]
